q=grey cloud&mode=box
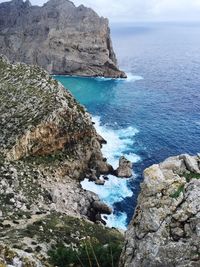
[1,0,200,22]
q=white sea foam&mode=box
[53,73,144,83]
[81,175,132,230]
[93,116,139,168]
[81,116,140,229]
[82,175,133,206]
[95,77,115,81]
[125,73,144,82]
[125,153,141,164]
[103,212,128,230]
[94,73,143,83]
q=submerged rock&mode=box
[0,0,126,78]
[115,156,133,178]
[95,178,105,185]
[120,154,200,267]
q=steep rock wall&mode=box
[0,0,126,78]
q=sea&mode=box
[55,22,200,230]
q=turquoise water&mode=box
[55,22,200,229]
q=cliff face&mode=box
[0,55,122,266]
[0,55,112,176]
[0,0,126,78]
[120,154,200,267]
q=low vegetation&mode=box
[184,172,200,183]
[170,184,185,199]
[48,240,123,267]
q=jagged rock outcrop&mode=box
[120,154,200,267]
[0,55,123,266]
[115,156,133,178]
[0,0,126,78]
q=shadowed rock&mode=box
[92,201,112,215]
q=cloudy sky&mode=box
[1,0,200,22]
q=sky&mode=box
[1,0,200,22]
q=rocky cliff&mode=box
[0,55,123,266]
[0,0,126,78]
[120,154,200,267]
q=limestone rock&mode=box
[115,156,133,178]
[0,0,126,78]
[120,154,200,267]
[180,154,200,173]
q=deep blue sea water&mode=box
[55,22,200,229]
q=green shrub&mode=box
[170,184,184,199]
[184,172,200,183]
[48,241,122,267]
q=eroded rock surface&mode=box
[0,0,126,78]
[120,154,200,267]
[115,156,133,178]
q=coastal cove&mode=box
[55,22,200,229]
[0,0,200,265]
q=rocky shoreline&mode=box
[0,58,199,266]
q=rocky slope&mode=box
[120,154,200,267]
[0,0,126,78]
[0,55,123,266]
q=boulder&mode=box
[180,154,200,173]
[92,201,112,215]
[103,175,109,180]
[95,179,105,185]
[115,156,132,178]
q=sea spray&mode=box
[93,116,140,168]
[94,73,143,83]
[81,116,140,229]
[125,73,144,82]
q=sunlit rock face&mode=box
[120,154,200,267]
[0,0,126,78]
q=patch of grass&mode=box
[21,213,123,246]
[48,241,123,267]
[170,184,185,199]
[184,172,200,183]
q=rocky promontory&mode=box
[120,154,200,267]
[0,55,123,266]
[0,0,126,78]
